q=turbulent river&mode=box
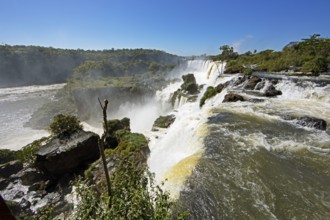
[0,84,65,150]
[148,60,330,219]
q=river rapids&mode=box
[148,60,330,219]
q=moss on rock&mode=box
[153,115,176,129]
[181,74,198,94]
[200,86,217,107]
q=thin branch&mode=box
[97,98,112,208]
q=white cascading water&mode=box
[147,60,230,198]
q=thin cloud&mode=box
[231,35,254,53]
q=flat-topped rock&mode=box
[35,130,100,177]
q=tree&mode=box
[219,45,238,60]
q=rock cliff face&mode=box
[35,130,100,177]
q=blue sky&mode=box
[1,0,329,56]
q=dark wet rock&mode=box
[5,200,22,217]
[13,191,24,199]
[29,182,41,191]
[35,130,100,178]
[19,168,44,186]
[223,93,244,102]
[283,115,327,130]
[245,76,262,90]
[215,83,226,93]
[270,79,279,85]
[0,160,23,178]
[248,98,265,103]
[233,76,247,86]
[0,178,9,190]
[153,115,176,129]
[254,81,265,90]
[181,73,198,94]
[264,85,282,97]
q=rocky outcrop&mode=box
[171,74,200,106]
[283,115,327,130]
[152,115,176,130]
[181,74,199,94]
[264,85,282,97]
[215,83,226,93]
[0,160,23,178]
[223,93,244,102]
[245,77,262,90]
[233,76,247,86]
[35,130,100,177]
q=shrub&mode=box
[49,114,82,138]
[73,157,188,220]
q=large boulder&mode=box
[0,160,23,178]
[35,130,100,177]
[223,93,244,102]
[181,74,199,94]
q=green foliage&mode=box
[105,118,130,148]
[200,86,217,107]
[0,45,181,87]
[212,34,330,74]
[15,137,50,163]
[243,68,253,76]
[224,60,244,73]
[73,157,188,220]
[180,74,198,94]
[114,130,149,156]
[0,137,50,164]
[32,205,54,220]
[48,114,82,138]
[301,57,328,74]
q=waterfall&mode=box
[147,60,227,198]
